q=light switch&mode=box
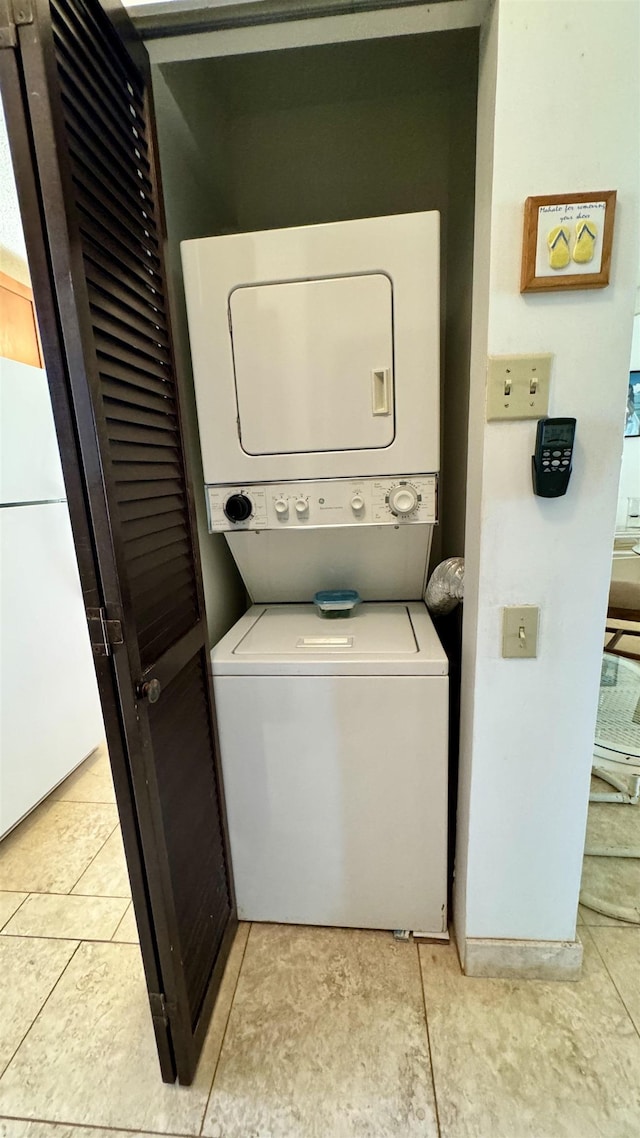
[486,354,551,420]
[502,606,539,658]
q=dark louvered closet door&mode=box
[0,0,235,1085]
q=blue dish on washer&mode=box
[313,590,362,618]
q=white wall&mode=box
[0,105,29,286]
[456,0,640,950]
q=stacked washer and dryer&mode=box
[181,211,449,938]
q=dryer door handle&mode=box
[372,368,391,416]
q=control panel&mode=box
[206,475,438,533]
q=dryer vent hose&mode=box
[425,557,465,615]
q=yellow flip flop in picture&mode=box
[547,225,571,270]
[573,219,597,264]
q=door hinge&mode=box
[0,0,33,47]
[149,991,169,1026]
[12,0,33,24]
[86,606,124,657]
[0,0,33,46]
[0,0,16,47]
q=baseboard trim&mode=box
[461,936,584,981]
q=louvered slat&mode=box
[85,256,163,325]
[83,234,164,312]
[99,364,172,401]
[53,0,146,115]
[55,47,154,190]
[89,288,168,348]
[69,145,158,251]
[126,537,191,578]
[116,479,183,503]
[119,494,184,523]
[123,509,185,542]
[130,563,194,612]
[92,319,170,370]
[106,414,177,441]
[77,208,163,300]
[114,463,183,484]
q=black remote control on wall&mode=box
[532,417,576,498]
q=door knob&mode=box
[138,678,162,704]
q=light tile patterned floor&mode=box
[0,746,639,1138]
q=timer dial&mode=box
[387,484,419,517]
[224,493,253,523]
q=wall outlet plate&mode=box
[486,354,552,421]
[502,606,539,658]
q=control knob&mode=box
[274,498,289,520]
[350,493,365,515]
[387,484,419,517]
[295,498,309,519]
[223,493,253,523]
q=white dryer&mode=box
[181,211,440,487]
[211,602,448,937]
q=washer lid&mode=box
[211,602,448,676]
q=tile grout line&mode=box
[198,923,253,1138]
[0,891,30,934]
[55,796,118,805]
[0,1111,198,1138]
[0,888,124,898]
[1,928,133,945]
[582,924,640,1042]
[0,938,83,1084]
[111,901,134,942]
[0,809,121,900]
[0,891,130,935]
[66,819,123,896]
[417,940,443,1138]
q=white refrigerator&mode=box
[0,357,103,837]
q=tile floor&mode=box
[580,773,640,925]
[0,746,639,1137]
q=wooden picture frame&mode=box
[520,190,616,293]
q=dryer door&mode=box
[230,274,394,456]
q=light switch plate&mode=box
[502,606,539,658]
[487,354,552,421]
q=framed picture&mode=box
[625,370,640,438]
[520,190,616,293]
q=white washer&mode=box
[211,602,449,936]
